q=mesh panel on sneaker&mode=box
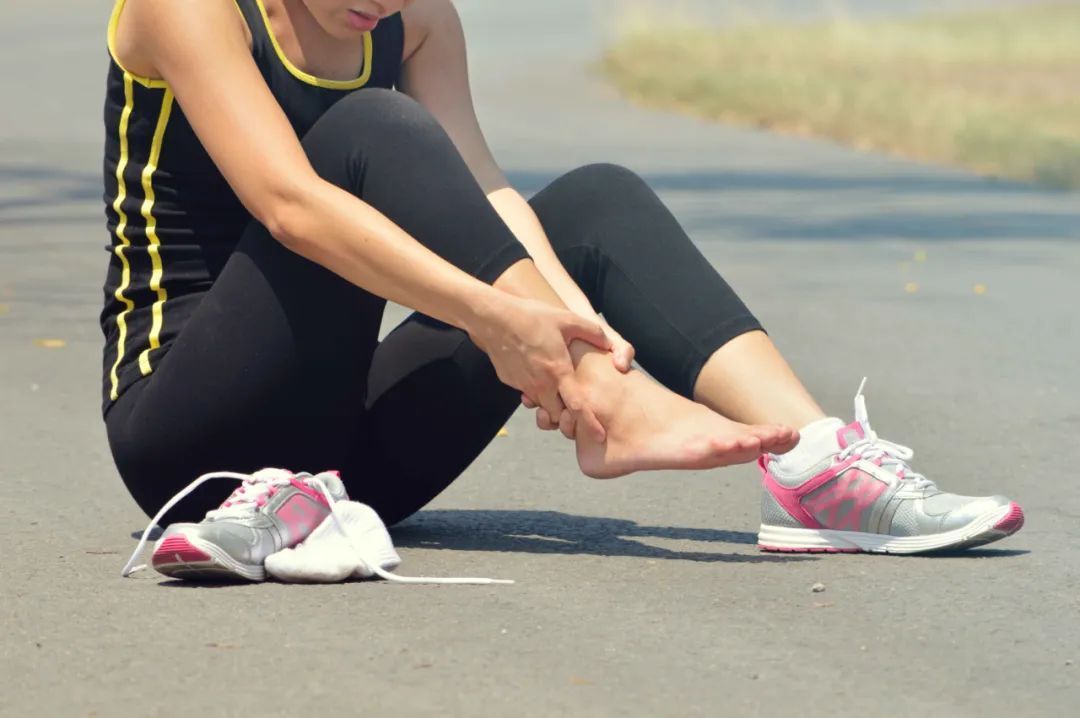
[923,492,980,515]
[889,501,921,536]
[760,490,799,527]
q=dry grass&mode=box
[601,3,1080,188]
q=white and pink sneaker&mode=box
[758,380,1024,554]
[121,468,514,585]
[122,468,348,581]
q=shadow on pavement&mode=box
[392,509,815,564]
[507,168,1058,198]
[0,162,102,228]
[507,168,1080,241]
[916,548,1031,559]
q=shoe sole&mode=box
[151,534,266,582]
[758,501,1024,554]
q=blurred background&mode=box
[604,0,1080,188]
[4,1,1077,185]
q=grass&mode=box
[601,3,1080,188]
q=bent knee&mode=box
[563,163,648,190]
[302,89,443,152]
[537,163,655,216]
[532,163,659,250]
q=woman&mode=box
[103,0,1023,580]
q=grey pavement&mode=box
[2,1,1079,716]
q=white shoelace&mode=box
[121,470,513,585]
[306,480,513,586]
[206,473,295,520]
[122,471,253,577]
[838,378,936,490]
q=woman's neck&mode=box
[263,0,367,82]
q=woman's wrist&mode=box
[455,282,507,339]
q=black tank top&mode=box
[99,0,403,412]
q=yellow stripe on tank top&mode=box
[136,88,175,376]
[108,73,138,401]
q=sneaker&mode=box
[132,468,348,581]
[121,469,514,585]
[757,380,1024,554]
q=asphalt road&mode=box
[2,1,1078,716]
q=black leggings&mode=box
[105,89,762,525]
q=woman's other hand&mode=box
[467,294,611,442]
[521,317,633,439]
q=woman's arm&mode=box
[398,0,634,372]
[116,0,611,435]
[121,0,493,330]
[398,2,596,318]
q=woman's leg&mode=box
[105,89,533,522]
[692,333,825,428]
[108,90,776,524]
[524,165,810,466]
[339,164,810,523]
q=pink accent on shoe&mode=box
[760,455,862,529]
[758,544,859,554]
[992,502,1025,535]
[801,468,888,531]
[289,478,330,506]
[276,494,328,547]
[152,535,212,566]
[836,422,865,449]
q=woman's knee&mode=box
[532,163,660,250]
[539,163,654,211]
[301,89,445,167]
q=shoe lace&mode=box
[307,480,513,586]
[121,470,267,577]
[121,470,514,585]
[837,378,936,491]
[206,473,294,519]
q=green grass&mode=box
[601,3,1080,188]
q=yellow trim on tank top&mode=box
[254,0,373,90]
[107,0,168,89]
[108,74,138,401]
[108,0,247,90]
[136,89,176,376]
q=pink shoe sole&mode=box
[151,534,264,581]
[152,535,213,566]
[991,502,1025,535]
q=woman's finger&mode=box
[617,342,635,372]
[562,315,612,352]
[538,389,566,430]
[558,377,605,443]
[536,407,557,431]
[521,393,537,408]
[558,408,576,440]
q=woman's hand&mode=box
[467,294,611,442]
[522,318,633,440]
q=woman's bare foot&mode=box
[571,353,799,478]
